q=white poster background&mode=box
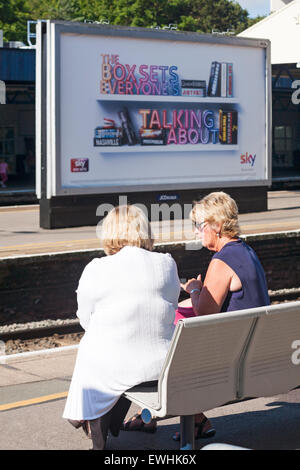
[57,31,268,194]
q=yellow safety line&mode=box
[0,208,39,213]
[0,391,68,412]
[241,221,300,230]
[0,222,299,254]
[0,238,99,250]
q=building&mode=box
[1,4,300,204]
[0,39,36,200]
[239,0,300,184]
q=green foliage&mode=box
[0,0,30,42]
[246,15,267,30]
[0,0,265,44]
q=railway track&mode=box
[1,288,299,356]
[269,287,300,303]
[0,321,83,343]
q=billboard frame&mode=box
[36,21,272,200]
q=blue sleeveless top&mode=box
[212,239,270,312]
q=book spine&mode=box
[140,128,166,145]
[95,128,121,138]
[181,88,206,97]
[219,110,223,143]
[227,111,232,144]
[181,80,206,88]
[227,63,233,97]
[208,62,216,96]
[223,112,227,144]
[94,137,121,146]
[232,111,238,144]
[219,109,228,144]
[221,63,227,98]
[141,138,166,145]
[211,62,220,97]
[118,108,137,145]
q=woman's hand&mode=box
[181,274,202,294]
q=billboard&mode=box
[36,22,271,198]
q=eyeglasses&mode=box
[193,221,206,231]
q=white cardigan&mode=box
[63,246,180,420]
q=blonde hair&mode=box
[191,191,240,238]
[101,205,154,255]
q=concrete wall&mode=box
[271,0,293,12]
[0,231,299,326]
[239,1,300,64]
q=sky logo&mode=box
[240,152,256,167]
[71,158,89,172]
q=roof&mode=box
[0,48,35,82]
[239,0,299,35]
[238,0,300,64]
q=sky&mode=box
[235,0,271,18]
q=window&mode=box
[273,125,300,169]
[273,125,294,167]
[0,127,15,157]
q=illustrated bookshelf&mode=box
[95,61,239,153]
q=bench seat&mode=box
[123,301,300,449]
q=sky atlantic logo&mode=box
[240,152,256,167]
[70,158,89,172]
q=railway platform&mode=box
[0,190,299,258]
[0,189,300,450]
[0,347,300,450]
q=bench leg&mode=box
[180,415,195,450]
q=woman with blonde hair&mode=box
[63,205,180,449]
[173,191,270,441]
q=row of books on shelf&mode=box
[180,67,233,98]
[219,110,237,145]
[94,127,167,146]
[93,108,238,147]
[181,80,207,97]
[208,62,233,98]
[101,62,234,99]
[169,68,233,98]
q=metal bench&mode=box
[124,301,300,449]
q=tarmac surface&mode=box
[0,190,300,451]
[1,347,300,450]
[0,190,300,258]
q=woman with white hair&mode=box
[63,205,180,450]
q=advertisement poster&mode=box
[44,24,270,196]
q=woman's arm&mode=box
[76,290,95,330]
[75,261,97,330]
[184,259,233,315]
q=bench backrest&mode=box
[157,301,300,416]
[240,302,300,398]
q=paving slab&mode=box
[0,347,77,388]
[0,191,300,257]
[0,388,299,450]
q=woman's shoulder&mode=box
[123,247,178,270]
[88,256,107,265]
[120,246,174,260]
[147,249,176,264]
[84,248,177,270]
[81,256,108,275]
[213,239,244,257]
